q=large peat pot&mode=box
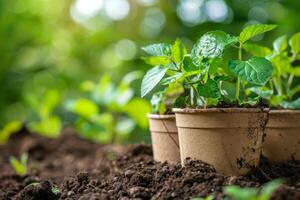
[173,108,268,175]
[263,110,300,161]
[147,114,180,163]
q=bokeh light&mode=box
[104,0,130,21]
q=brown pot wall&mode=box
[147,114,180,163]
[173,108,268,175]
[263,110,300,161]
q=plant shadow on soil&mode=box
[0,128,300,200]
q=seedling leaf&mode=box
[141,43,172,57]
[229,57,273,86]
[273,35,288,53]
[171,39,187,63]
[239,24,278,44]
[192,31,236,59]
[9,153,28,176]
[141,66,168,97]
[289,32,300,57]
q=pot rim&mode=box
[147,113,175,119]
[269,109,300,114]
[172,108,265,113]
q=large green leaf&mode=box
[239,24,278,44]
[141,66,168,97]
[243,43,272,57]
[192,31,237,59]
[141,43,171,57]
[197,79,221,98]
[289,32,300,57]
[228,57,273,85]
[171,39,187,63]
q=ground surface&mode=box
[1,128,300,200]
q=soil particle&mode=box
[15,181,59,200]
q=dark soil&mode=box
[1,128,300,200]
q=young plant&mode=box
[224,179,282,200]
[9,153,28,176]
[141,24,277,109]
[67,72,151,144]
[26,89,62,137]
[245,32,300,108]
[0,121,22,144]
[141,39,187,114]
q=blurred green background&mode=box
[1,0,300,144]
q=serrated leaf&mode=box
[239,24,278,44]
[289,32,300,56]
[229,57,273,85]
[197,79,221,98]
[141,56,170,66]
[243,43,272,57]
[141,66,168,97]
[141,43,172,57]
[192,31,237,59]
[171,39,187,64]
[273,35,287,53]
[182,55,199,71]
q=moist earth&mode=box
[1,128,300,200]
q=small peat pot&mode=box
[147,114,180,163]
[263,110,300,161]
[173,108,268,175]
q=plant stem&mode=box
[235,44,242,101]
[190,87,194,106]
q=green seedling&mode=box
[26,89,62,138]
[67,72,151,144]
[224,179,282,200]
[244,32,300,108]
[141,24,277,111]
[9,153,28,176]
[0,121,22,144]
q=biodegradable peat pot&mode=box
[173,108,268,175]
[263,110,300,161]
[147,114,180,163]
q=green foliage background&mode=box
[1,0,300,143]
